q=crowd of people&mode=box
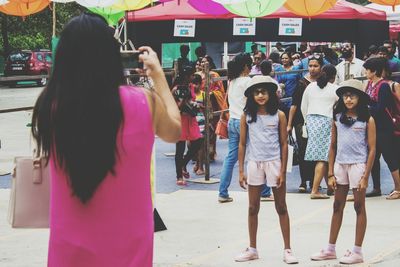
[32,12,400,266]
[173,41,400,202]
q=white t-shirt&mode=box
[228,77,251,120]
[335,57,365,85]
[301,81,338,119]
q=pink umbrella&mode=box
[188,0,229,15]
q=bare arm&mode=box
[139,46,181,143]
[278,111,288,188]
[328,121,337,190]
[287,105,297,133]
[364,117,376,180]
[238,113,248,189]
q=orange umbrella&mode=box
[0,0,50,16]
[369,0,400,11]
[284,0,337,18]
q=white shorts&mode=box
[334,162,366,189]
[246,160,281,187]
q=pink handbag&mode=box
[8,157,50,228]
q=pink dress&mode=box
[48,86,154,267]
[180,86,202,141]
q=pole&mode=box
[204,62,211,181]
[223,42,228,69]
[52,2,56,37]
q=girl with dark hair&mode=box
[172,67,203,185]
[32,13,181,266]
[235,76,298,264]
[287,56,323,193]
[301,64,339,199]
[311,79,376,264]
[363,57,400,199]
[196,55,227,161]
[218,53,252,202]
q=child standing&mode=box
[311,79,376,264]
[235,76,298,264]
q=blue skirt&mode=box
[304,114,332,162]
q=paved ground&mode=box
[1,85,400,266]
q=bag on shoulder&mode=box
[386,83,400,136]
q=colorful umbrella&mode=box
[189,0,229,15]
[223,0,287,18]
[0,0,49,16]
[284,0,337,18]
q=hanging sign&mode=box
[174,20,196,37]
[279,18,303,36]
[233,18,256,36]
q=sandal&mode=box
[386,190,400,200]
[310,193,330,199]
[182,169,190,179]
[196,169,205,175]
[176,179,187,186]
[193,165,199,173]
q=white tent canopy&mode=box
[366,3,400,24]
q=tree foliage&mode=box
[0,2,84,57]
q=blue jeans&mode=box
[218,119,271,198]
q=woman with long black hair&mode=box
[32,13,181,266]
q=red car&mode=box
[3,49,52,87]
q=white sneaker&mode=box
[283,249,299,264]
[310,249,337,261]
[234,248,259,262]
[339,250,364,264]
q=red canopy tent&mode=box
[128,0,386,22]
[126,0,388,59]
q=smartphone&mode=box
[121,50,143,69]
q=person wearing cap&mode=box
[311,79,376,264]
[235,76,298,264]
[301,64,339,199]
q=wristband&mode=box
[328,175,335,179]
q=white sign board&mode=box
[279,18,302,36]
[233,18,256,36]
[174,20,196,37]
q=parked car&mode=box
[3,49,52,87]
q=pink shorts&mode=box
[246,160,281,187]
[334,162,366,189]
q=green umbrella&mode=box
[224,0,287,18]
[88,6,125,26]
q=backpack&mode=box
[385,83,400,136]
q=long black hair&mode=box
[227,52,252,80]
[317,64,337,89]
[244,88,279,123]
[32,13,125,203]
[333,90,370,123]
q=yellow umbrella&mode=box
[284,0,337,18]
[0,0,49,16]
[369,0,400,11]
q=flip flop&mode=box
[176,179,187,186]
[386,190,400,200]
[310,193,330,199]
[196,170,205,175]
[182,170,190,179]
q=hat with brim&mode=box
[244,75,278,97]
[336,79,370,102]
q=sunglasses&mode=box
[308,53,323,60]
[342,93,358,100]
[253,88,268,96]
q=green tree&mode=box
[0,2,84,58]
